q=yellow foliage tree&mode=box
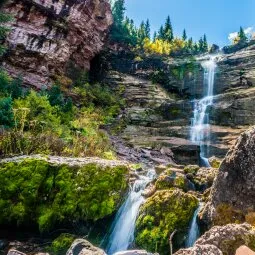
[142,37,186,56]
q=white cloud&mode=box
[228,26,254,42]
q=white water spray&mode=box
[190,56,218,166]
[105,170,155,255]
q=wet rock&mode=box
[201,127,255,226]
[135,189,198,254]
[66,239,106,255]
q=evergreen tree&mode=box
[138,21,146,44]
[0,11,12,56]
[112,0,125,26]
[193,43,199,53]
[158,25,165,40]
[163,16,173,42]
[145,19,150,39]
[238,26,248,42]
[182,29,187,41]
[198,37,204,52]
[203,34,208,52]
[153,31,157,42]
[187,37,193,51]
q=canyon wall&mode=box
[100,44,255,163]
[1,0,112,88]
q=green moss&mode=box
[49,233,76,255]
[155,174,187,191]
[135,189,198,254]
[0,159,128,232]
[184,165,200,175]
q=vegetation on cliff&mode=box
[0,159,128,232]
[0,8,12,56]
[135,189,198,254]
[0,70,124,158]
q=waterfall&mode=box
[185,204,201,248]
[105,169,155,255]
[190,56,218,166]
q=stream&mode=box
[104,169,155,255]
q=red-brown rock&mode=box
[1,0,113,88]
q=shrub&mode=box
[0,97,14,128]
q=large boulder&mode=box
[0,156,129,232]
[174,223,255,255]
[135,189,198,254]
[201,127,255,226]
[1,0,113,88]
[66,239,105,255]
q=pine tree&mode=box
[238,26,248,42]
[182,29,187,41]
[187,37,193,51]
[112,0,125,26]
[137,21,146,45]
[203,34,208,52]
[158,25,165,40]
[0,11,12,56]
[153,31,157,42]
[145,19,150,39]
[163,16,173,42]
[198,37,204,52]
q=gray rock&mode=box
[201,127,255,225]
[113,250,158,255]
[66,239,106,255]
[7,250,27,255]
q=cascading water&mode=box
[190,56,218,166]
[185,204,202,247]
[105,169,155,255]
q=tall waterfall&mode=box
[190,56,217,166]
[185,204,201,247]
[105,169,155,255]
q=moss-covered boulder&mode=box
[135,189,199,254]
[0,158,129,232]
[155,172,189,192]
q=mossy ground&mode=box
[135,189,198,254]
[0,159,128,232]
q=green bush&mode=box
[0,159,128,232]
[0,97,14,128]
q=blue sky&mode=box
[125,0,255,46]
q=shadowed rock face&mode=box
[201,127,255,225]
[1,0,112,88]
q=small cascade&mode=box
[185,204,201,248]
[105,169,155,255]
[190,55,218,166]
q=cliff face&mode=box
[1,0,113,88]
[99,44,255,163]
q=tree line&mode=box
[110,0,209,55]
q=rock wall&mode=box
[1,0,112,88]
[201,127,255,226]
